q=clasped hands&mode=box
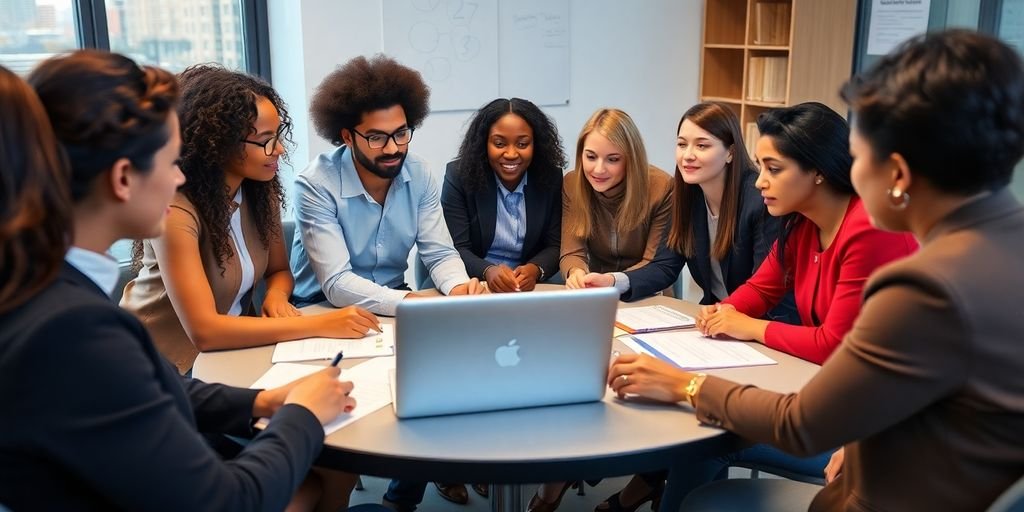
[484,263,541,293]
[695,303,765,341]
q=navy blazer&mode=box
[441,160,562,281]
[625,171,798,322]
[0,263,324,511]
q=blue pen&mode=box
[330,351,345,367]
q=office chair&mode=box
[679,478,821,512]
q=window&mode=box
[0,0,80,75]
[2,0,270,261]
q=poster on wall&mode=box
[866,0,932,56]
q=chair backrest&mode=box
[988,474,1024,512]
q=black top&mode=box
[624,171,798,322]
[0,263,324,511]
[441,160,562,281]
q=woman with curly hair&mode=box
[441,97,566,293]
[121,65,379,376]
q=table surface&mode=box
[193,286,819,483]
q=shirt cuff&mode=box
[612,272,631,294]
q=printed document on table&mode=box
[620,330,776,370]
[250,357,396,435]
[615,305,696,333]
[272,325,394,363]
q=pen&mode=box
[330,350,345,367]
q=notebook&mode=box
[392,287,619,418]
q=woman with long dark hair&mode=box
[442,97,566,293]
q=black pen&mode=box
[330,351,344,367]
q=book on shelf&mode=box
[614,305,696,334]
[747,55,788,103]
[744,122,760,155]
[753,1,791,46]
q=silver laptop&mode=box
[392,287,619,418]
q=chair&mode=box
[679,478,821,512]
[413,256,435,290]
[253,219,296,308]
[988,474,1024,512]
[731,461,826,486]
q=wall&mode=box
[268,0,703,295]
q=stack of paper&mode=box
[250,356,396,435]
[620,330,776,370]
[615,305,696,333]
[271,325,394,363]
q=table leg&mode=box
[489,484,524,512]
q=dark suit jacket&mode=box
[0,263,324,511]
[624,171,798,322]
[697,190,1024,511]
[441,160,562,281]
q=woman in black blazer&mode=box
[442,97,566,293]
[0,52,371,512]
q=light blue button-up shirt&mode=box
[485,173,527,268]
[290,146,468,315]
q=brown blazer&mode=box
[559,166,673,277]
[121,193,270,373]
[695,190,1024,511]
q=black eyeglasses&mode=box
[241,132,282,156]
[350,127,413,149]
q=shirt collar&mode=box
[495,172,528,198]
[65,246,120,297]
[337,145,412,199]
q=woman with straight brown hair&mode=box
[559,108,674,299]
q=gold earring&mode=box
[887,187,910,210]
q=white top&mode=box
[227,188,255,316]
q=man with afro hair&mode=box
[290,55,484,317]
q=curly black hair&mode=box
[136,64,291,272]
[453,98,566,192]
[310,55,430,146]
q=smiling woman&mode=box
[120,65,379,380]
[441,97,567,293]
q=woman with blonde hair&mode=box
[560,108,674,299]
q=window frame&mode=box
[71,0,272,82]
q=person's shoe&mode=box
[594,480,664,512]
[471,483,489,498]
[527,482,576,512]
[433,482,469,505]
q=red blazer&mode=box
[723,197,918,363]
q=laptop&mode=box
[392,287,619,418]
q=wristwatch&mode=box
[535,263,545,282]
[683,373,707,408]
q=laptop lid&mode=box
[393,287,618,418]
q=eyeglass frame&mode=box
[349,126,414,149]
[240,131,283,156]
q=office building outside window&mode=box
[0,0,79,75]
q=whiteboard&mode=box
[382,0,570,112]
[498,0,570,106]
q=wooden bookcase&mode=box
[699,0,857,156]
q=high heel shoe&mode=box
[527,481,578,512]
[594,480,664,512]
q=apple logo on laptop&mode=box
[494,339,521,367]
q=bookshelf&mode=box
[699,0,857,157]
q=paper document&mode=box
[272,325,394,363]
[621,330,776,370]
[615,305,696,333]
[250,357,397,435]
